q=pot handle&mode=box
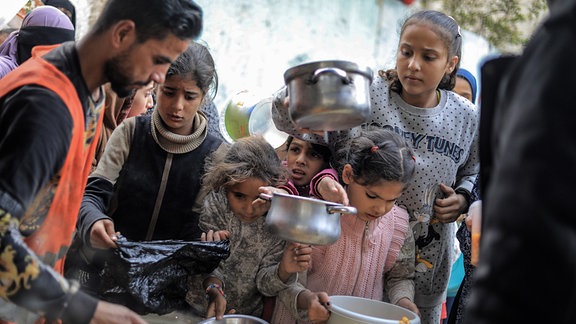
[259,193,273,201]
[311,67,351,85]
[327,205,357,215]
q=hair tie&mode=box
[371,146,378,153]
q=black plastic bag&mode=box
[98,236,230,315]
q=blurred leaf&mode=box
[421,0,548,52]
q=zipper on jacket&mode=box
[352,220,370,293]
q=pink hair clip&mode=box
[371,146,378,153]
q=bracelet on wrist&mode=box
[205,283,225,300]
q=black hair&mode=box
[166,42,218,101]
[331,128,416,187]
[385,10,462,92]
[92,0,203,42]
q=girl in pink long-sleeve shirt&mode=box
[272,128,420,323]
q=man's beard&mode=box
[104,54,148,98]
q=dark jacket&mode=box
[465,1,576,323]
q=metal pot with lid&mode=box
[284,60,373,131]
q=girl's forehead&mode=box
[162,77,200,91]
[164,74,198,86]
[290,137,309,146]
[402,21,441,39]
[364,181,405,199]
[290,139,315,151]
[400,23,449,51]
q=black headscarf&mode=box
[16,26,75,64]
[43,0,76,27]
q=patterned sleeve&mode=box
[198,190,231,233]
[256,239,296,297]
[276,280,310,320]
[383,228,416,305]
[455,130,479,197]
[0,210,98,323]
[454,98,480,197]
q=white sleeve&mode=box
[91,118,135,184]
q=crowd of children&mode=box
[180,11,479,323]
[0,2,488,323]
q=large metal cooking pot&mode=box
[261,192,356,245]
[284,60,373,131]
[198,314,269,324]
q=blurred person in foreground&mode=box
[464,0,576,323]
[0,0,203,323]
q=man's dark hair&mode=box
[91,0,203,42]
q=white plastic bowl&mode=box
[328,295,421,324]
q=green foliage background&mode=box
[419,0,548,52]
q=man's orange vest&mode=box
[0,45,103,274]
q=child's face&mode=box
[342,165,405,222]
[396,22,458,106]
[128,81,155,118]
[226,177,269,223]
[286,138,328,186]
[453,77,473,103]
[156,75,204,135]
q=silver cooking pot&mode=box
[284,60,373,131]
[198,314,269,324]
[261,192,356,245]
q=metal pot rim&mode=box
[268,191,343,207]
[284,60,373,83]
[198,314,269,324]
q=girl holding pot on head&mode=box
[186,135,312,319]
[277,136,347,203]
[272,10,478,324]
[272,128,419,323]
